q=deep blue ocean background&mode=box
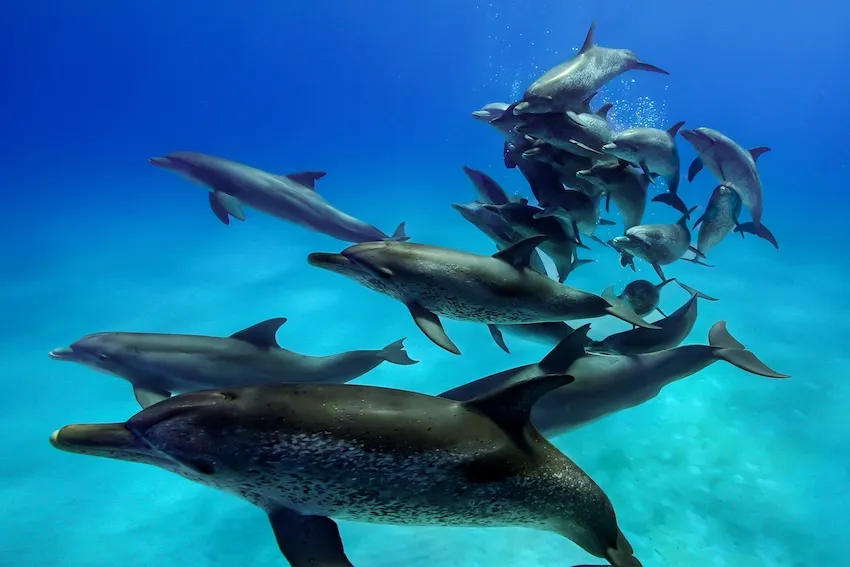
[2,1,848,566]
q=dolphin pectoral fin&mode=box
[692,212,706,229]
[707,321,790,379]
[208,192,245,225]
[734,221,779,249]
[230,317,287,348]
[639,161,654,184]
[631,60,670,75]
[492,235,549,270]
[651,192,689,216]
[529,249,549,276]
[540,324,591,372]
[598,218,617,226]
[407,302,460,355]
[748,146,771,162]
[568,139,605,155]
[604,303,660,330]
[674,280,718,301]
[487,324,510,354]
[655,307,667,317]
[533,205,565,220]
[652,263,667,282]
[463,373,575,430]
[283,171,327,191]
[687,157,704,182]
[208,193,230,225]
[680,255,715,268]
[605,192,611,213]
[589,235,609,248]
[133,386,170,409]
[687,245,707,259]
[267,507,355,567]
[503,141,516,169]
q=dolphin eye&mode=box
[97,353,110,361]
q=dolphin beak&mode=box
[148,156,171,168]
[48,347,74,361]
[50,423,144,458]
[512,101,531,115]
[575,169,590,178]
[307,252,352,269]
[610,236,630,249]
[471,110,491,120]
[601,143,617,153]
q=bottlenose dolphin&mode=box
[440,321,789,438]
[576,163,649,231]
[610,206,712,280]
[308,236,659,355]
[471,102,509,124]
[51,374,644,566]
[451,202,549,276]
[149,151,409,244]
[513,22,669,115]
[48,318,418,408]
[589,281,718,355]
[601,278,675,318]
[693,184,744,256]
[601,121,688,216]
[680,127,778,249]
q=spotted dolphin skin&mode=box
[679,127,778,249]
[149,151,409,244]
[50,374,643,567]
[513,22,669,115]
[441,321,789,438]
[48,317,418,408]
[308,236,659,355]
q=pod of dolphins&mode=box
[49,22,789,567]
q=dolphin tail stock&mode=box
[707,321,790,379]
[378,338,419,365]
[388,222,410,242]
[651,191,689,217]
[734,221,779,249]
[674,280,718,301]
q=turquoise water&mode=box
[3,2,848,566]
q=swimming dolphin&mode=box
[50,374,644,567]
[610,206,711,281]
[680,127,778,249]
[600,278,676,318]
[461,165,522,205]
[521,142,597,194]
[48,317,418,408]
[693,184,744,256]
[601,121,689,216]
[589,281,718,355]
[514,105,615,160]
[451,202,550,276]
[149,151,409,244]
[513,22,669,115]
[308,236,659,355]
[575,163,649,231]
[471,102,510,124]
[475,101,526,139]
[503,135,568,202]
[440,321,789,438]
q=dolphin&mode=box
[680,127,778,249]
[461,165,518,205]
[514,105,615,160]
[440,321,789,438]
[513,22,669,115]
[693,184,744,257]
[471,102,510,124]
[521,142,597,194]
[50,374,644,567]
[601,121,689,216]
[48,317,418,408]
[475,101,526,139]
[307,236,659,355]
[503,134,569,203]
[600,278,676,318]
[149,151,409,244]
[530,188,614,246]
[609,206,712,281]
[589,281,718,355]
[451,201,550,276]
[576,163,649,232]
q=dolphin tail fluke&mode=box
[674,280,718,301]
[734,221,779,249]
[604,303,660,330]
[651,191,689,217]
[378,338,419,366]
[708,321,790,379]
[388,222,410,242]
[631,59,670,75]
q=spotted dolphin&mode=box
[149,151,408,244]
[308,236,659,355]
[440,322,789,438]
[48,317,418,408]
[51,374,644,566]
[600,278,676,318]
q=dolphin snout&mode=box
[307,252,351,269]
[148,156,172,168]
[50,423,141,455]
[48,347,75,361]
[601,142,617,153]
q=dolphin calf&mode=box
[601,121,688,216]
[610,206,711,280]
[693,184,744,256]
[576,163,649,231]
[441,321,789,438]
[601,278,676,318]
[48,318,418,408]
[589,281,718,355]
[513,22,669,115]
[308,236,659,355]
[680,127,778,249]
[149,151,409,244]
[51,374,644,567]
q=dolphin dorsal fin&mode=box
[284,171,327,190]
[230,318,287,348]
[539,324,591,372]
[596,103,614,119]
[748,146,771,162]
[492,235,548,270]
[579,22,596,54]
[667,120,686,138]
[463,373,575,429]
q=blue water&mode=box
[2,1,848,566]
